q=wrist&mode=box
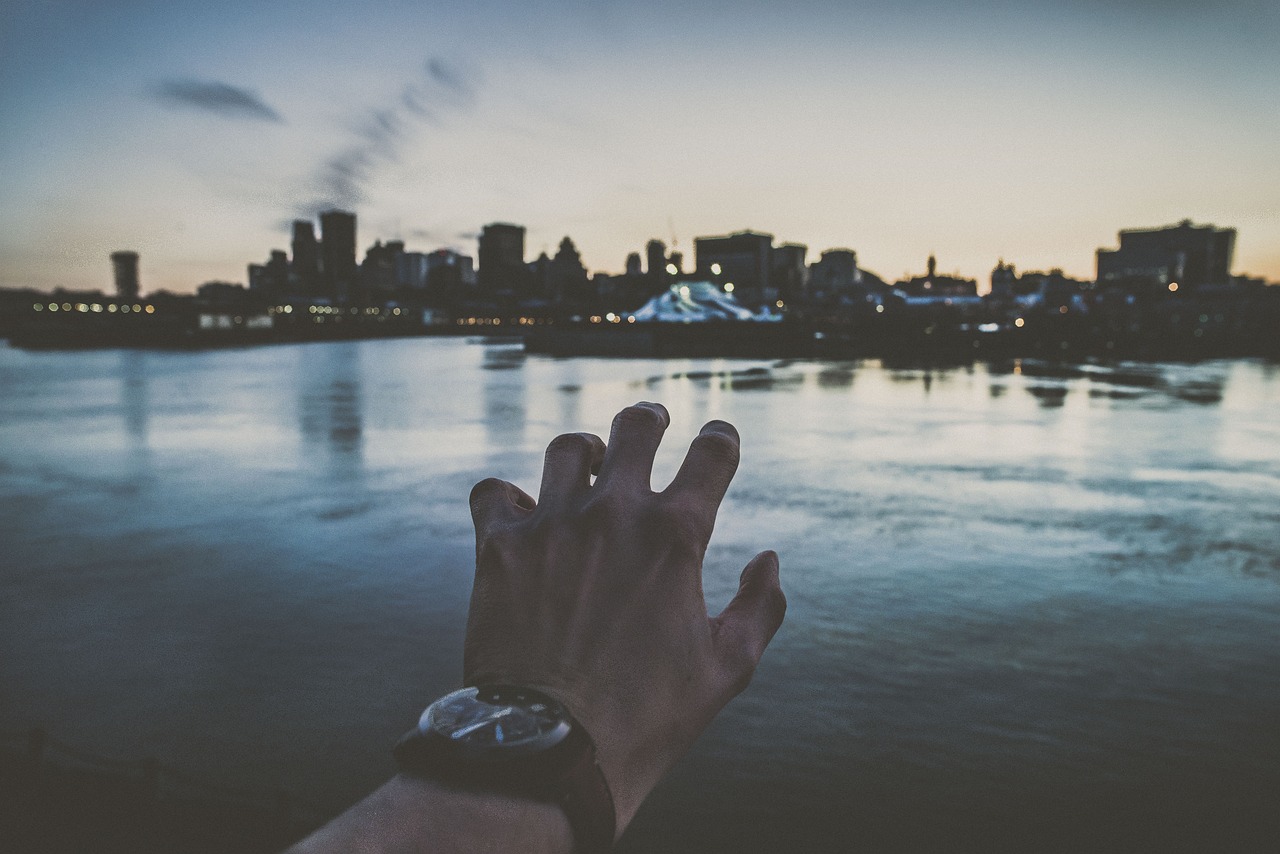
[287,775,573,854]
[395,685,617,850]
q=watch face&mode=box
[423,686,573,754]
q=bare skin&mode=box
[287,402,786,852]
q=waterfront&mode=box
[2,338,1278,851]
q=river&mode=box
[1,338,1277,851]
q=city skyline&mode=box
[3,0,1279,294]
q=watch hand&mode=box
[449,707,516,740]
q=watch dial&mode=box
[423,686,572,752]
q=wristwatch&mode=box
[394,685,616,852]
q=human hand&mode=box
[464,402,786,834]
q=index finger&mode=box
[663,420,741,512]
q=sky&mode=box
[2,0,1278,294]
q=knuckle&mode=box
[665,502,712,545]
[579,488,627,523]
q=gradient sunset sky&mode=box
[2,0,1278,294]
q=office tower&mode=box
[291,220,320,296]
[1096,220,1235,289]
[548,236,589,304]
[361,239,404,297]
[646,239,667,283]
[772,243,808,303]
[477,222,526,295]
[625,252,642,277]
[110,251,140,300]
[694,230,775,306]
[320,210,358,302]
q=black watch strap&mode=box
[556,734,616,853]
[393,696,616,852]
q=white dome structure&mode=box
[629,281,782,323]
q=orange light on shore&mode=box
[1168,282,1179,292]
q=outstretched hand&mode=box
[465,402,786,834]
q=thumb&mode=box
[712,550,786,693]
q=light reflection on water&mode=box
[1,339,1278,851]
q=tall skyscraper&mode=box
[320,210,357,302]
[477,222,526,295]
[291,220,320,296]
[646,239,667,281]
[110,251,140,300]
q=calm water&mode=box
[2,339,1278,852]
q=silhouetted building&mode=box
[478,222,526,296]
[361,239,405,298]
[425,249,476,305]
[291,220,320,296]
[990,259,1016,299]
[110,251,140,300]
[991,261,1088,303]
[197,281,249,303]
[1096,220,1235,290]
[398,251,430,292]
[773,243,808,305]
[625,252,642,277]
[320,210,358,302]
[646,239,668,287]
[695,231,775,306]
[895,255,977,297]
[809,249,860,296]
[547,236,589,305]
[249,249,289,297]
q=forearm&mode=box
[285,774,573,854]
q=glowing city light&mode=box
[710,263,722,275]
[665,263,677,275]
[1015,317,1026,328]
[1168,282,1179,292]
[724,282,734,293]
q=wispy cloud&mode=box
[299,57,481,215]
[152,79,283,123]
